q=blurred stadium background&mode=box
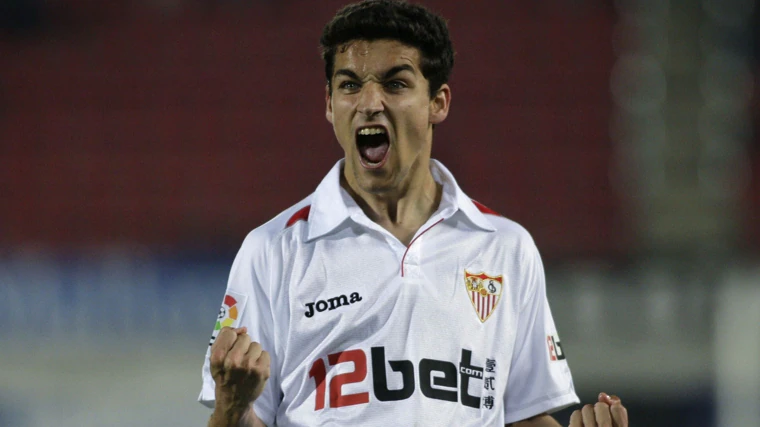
[1,0,759,426]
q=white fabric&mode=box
[199,159,579,426]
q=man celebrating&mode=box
[199,1,629,426]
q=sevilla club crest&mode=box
[465,270,503,322]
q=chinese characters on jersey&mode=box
[483,358,496,410]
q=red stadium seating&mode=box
[0,0,625,258]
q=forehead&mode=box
[333,39,422,75]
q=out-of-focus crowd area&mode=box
[0,0,758,426]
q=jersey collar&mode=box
[306,159,496,242]
[431,159,497,233]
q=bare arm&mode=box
[506,413,562,427]
[208,406,267,427]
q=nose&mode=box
[357,82,384,118]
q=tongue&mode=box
[361,142,389,163]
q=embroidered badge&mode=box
[465,270,503,322]
[208,290,247,346]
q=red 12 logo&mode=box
[308,349,369,410]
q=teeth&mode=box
[358,127,386,136]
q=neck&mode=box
[341,159,442,245]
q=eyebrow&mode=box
[334,64,416,81]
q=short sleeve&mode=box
[198,233,280,427]
[503,241,580,424]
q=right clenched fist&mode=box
[210,326,271,419]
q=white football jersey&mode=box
[199,160,579,426]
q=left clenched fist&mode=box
[569,392,628,427]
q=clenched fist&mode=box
[569,392,628,427]
[209,326,271,426]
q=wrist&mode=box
[211,387,255,427]
[210,402,253,427]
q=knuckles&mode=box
[613,404,629,419]
[595,401,610,410]
[225,352,245,369]
[216,327,237,341]
[248,341,262,356]
[209,330,271,388]
[210,349,227,367]
[568,410,581,425]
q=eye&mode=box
[385,80,407,90]
[338,81,359,90]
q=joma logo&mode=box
[304,292,363,318]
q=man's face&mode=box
[326,39,450,195]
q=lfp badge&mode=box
[465,270,503,323]
[209,291,247,346]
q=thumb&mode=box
[599,392,621,405]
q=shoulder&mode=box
[237,195,314,258]
[222,196,314,298]
[471,200,538,254]
[471,202,546,307]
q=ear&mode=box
[429,84,451,125]
[325,85,333,124]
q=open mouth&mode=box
[356,126,390,169]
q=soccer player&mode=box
[199,1,629,426]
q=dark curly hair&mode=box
[320,0,455,99]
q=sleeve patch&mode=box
[209,290,248,346]
[547,334,566,361]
